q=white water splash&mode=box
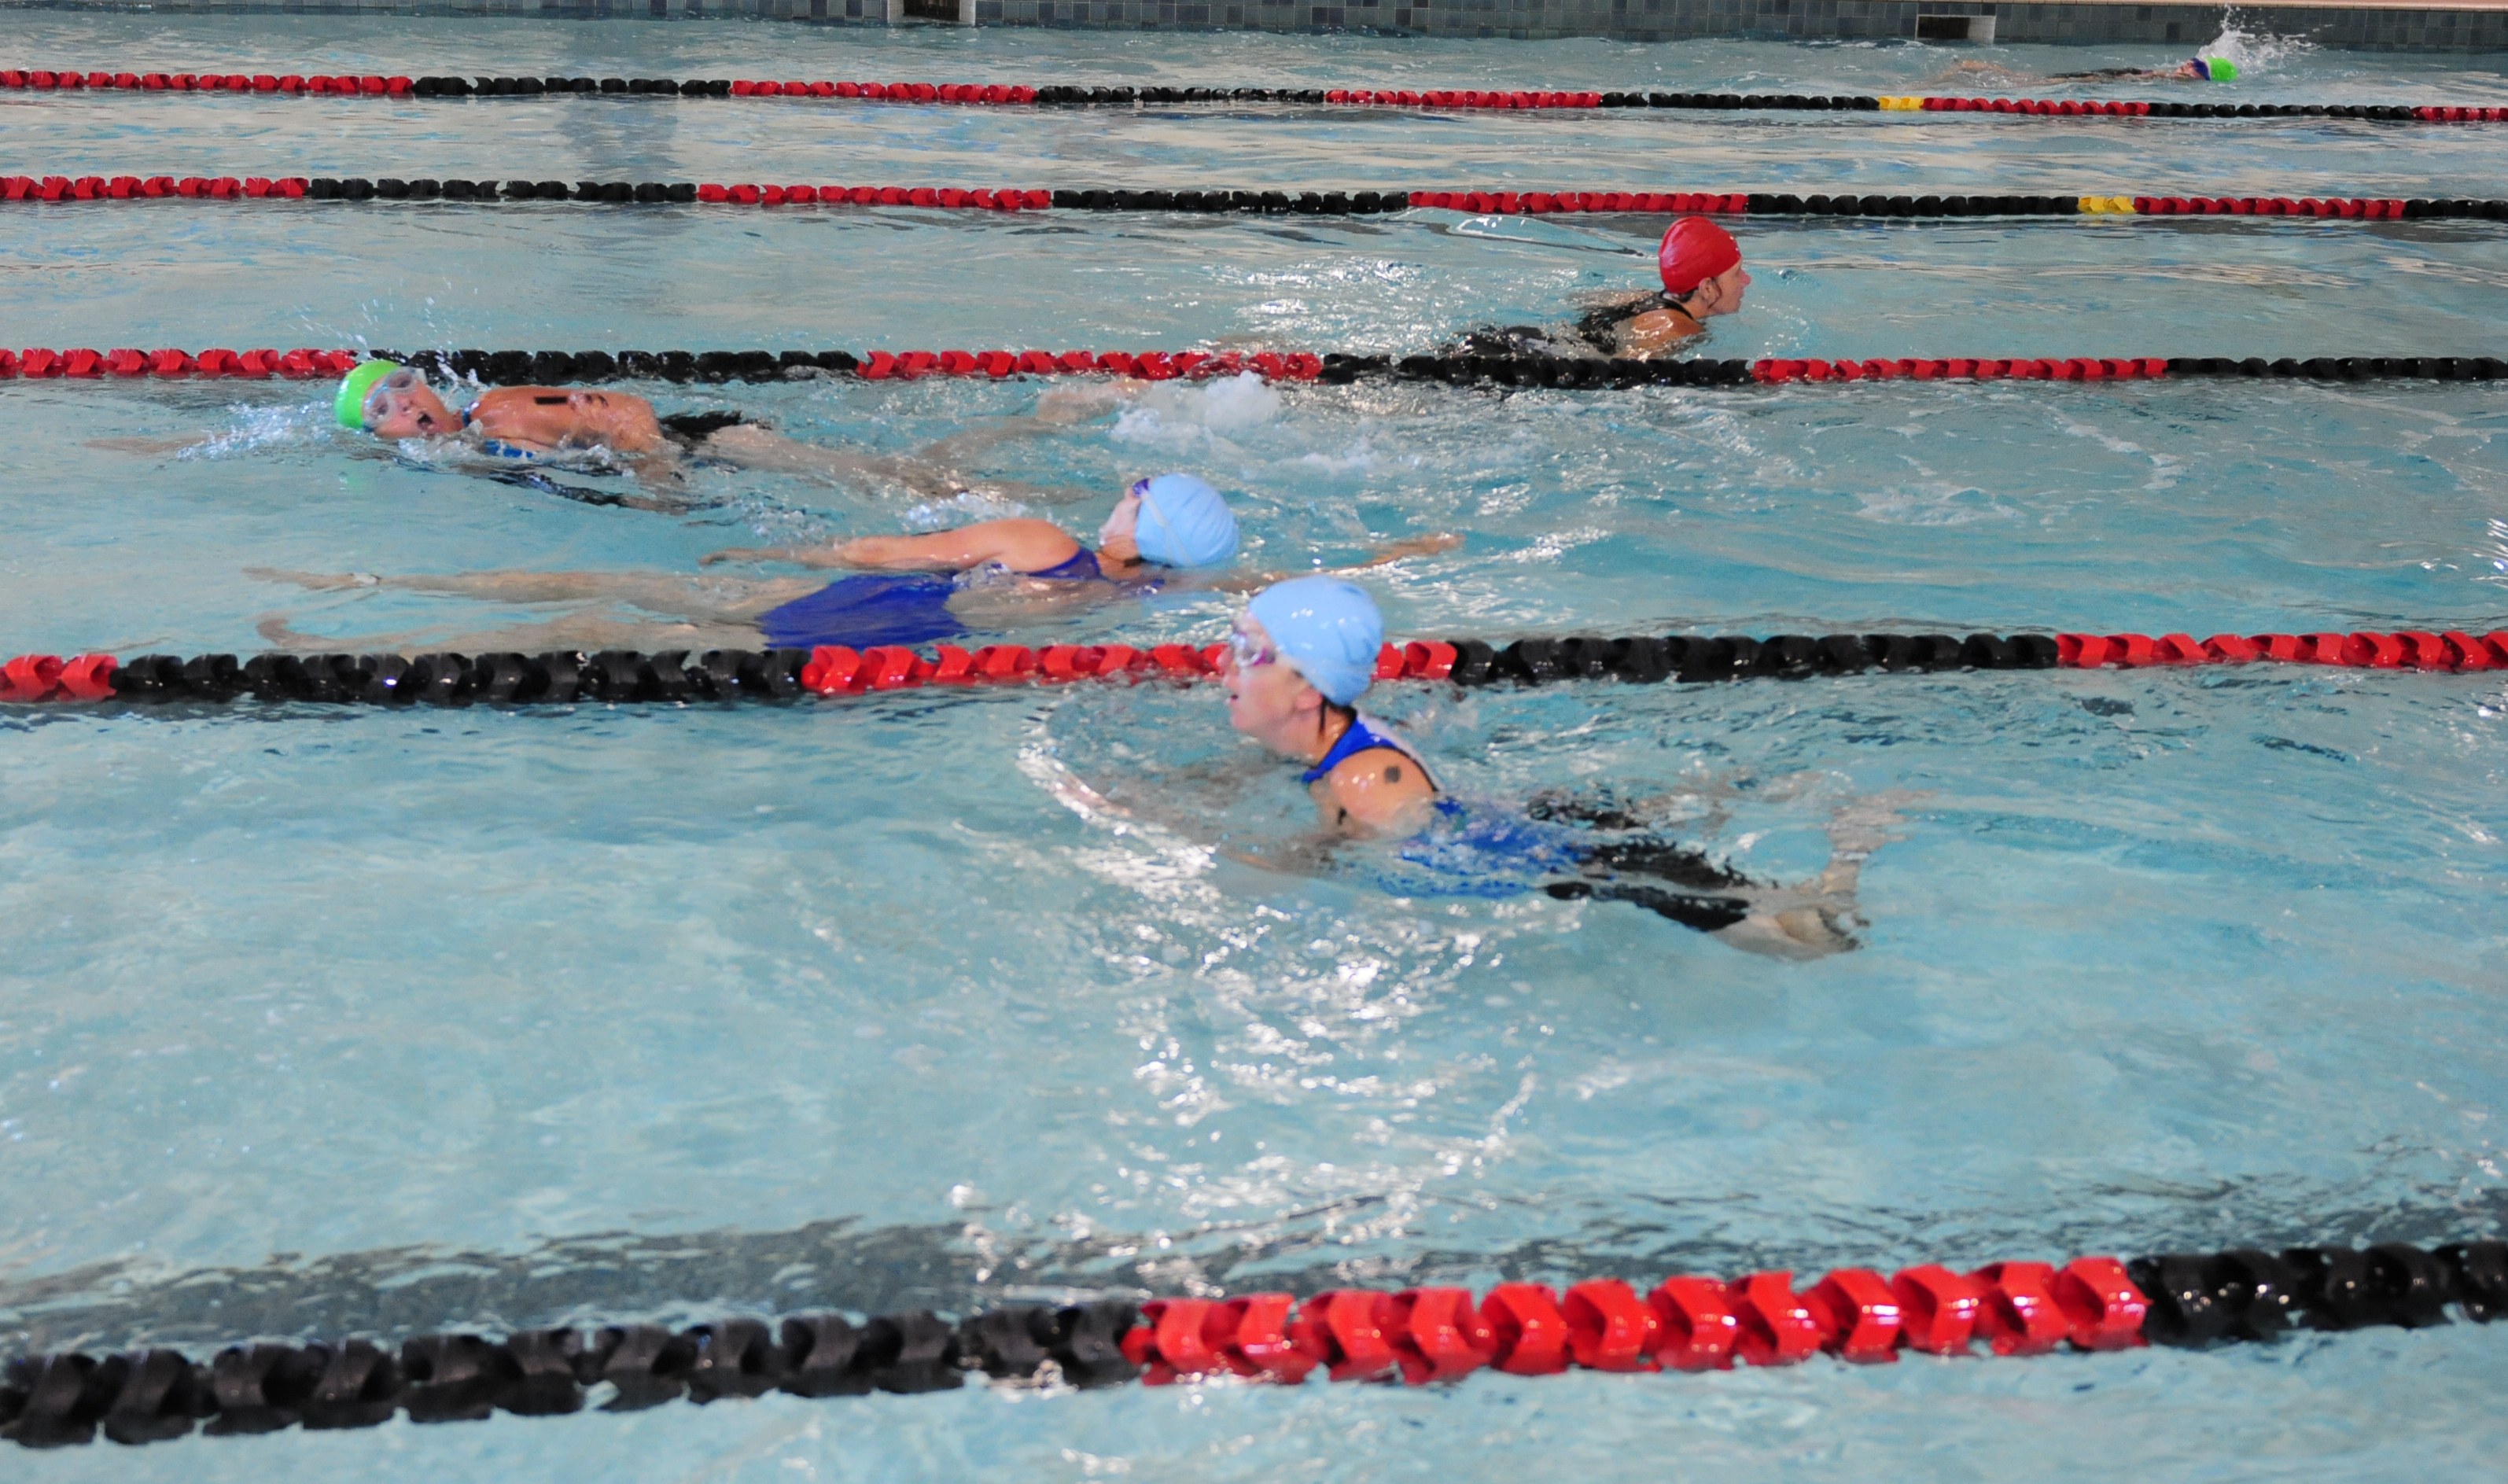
[2200,17,2318,76]
[1108,371,1281,450]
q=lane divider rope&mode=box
[8,175,2502,223]
[7,628,2506,707]
[4,69,2502,124]
[5,1239,2502,1449]
[4,346,2505,389]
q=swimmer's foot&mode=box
[1030,384,1133,424]
[1827,788,1932,859]
[1714,904,1862,962]
[245,567,381,591]
[254,614,330,650]
[88,434,211,456]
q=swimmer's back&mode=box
[466,386,666,456]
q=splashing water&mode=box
[2199,17,2319,77]
[1110,371,1284,451]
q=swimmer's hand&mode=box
[698,544,849,569]
[1357,532,1464,565]
[245,567,381,591]
[1031,382,1140,425]
[89,434,213,456]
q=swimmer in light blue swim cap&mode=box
[252,478,1458,657]
[1217,577,1911,959]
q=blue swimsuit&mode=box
[1312,714,1755,933]
[756,547,1106,650]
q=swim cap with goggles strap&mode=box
[2193,57,2237,81]
[1659,216,1743,298]
[335,359,403,429]
[1125,472,1240,569]
[1244,576,1384,706]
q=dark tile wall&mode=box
[9,0,2506,53]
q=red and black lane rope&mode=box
[9,175,2504,224]
[6,68,2505,125]
[3,344,2506,391]
[6,1240,2502,1449]
[7,628,2507,709]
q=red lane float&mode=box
[1918,94,2506,123]
[10,72,2502,123]
[1108,1259,2147,1386]
[2057,630,2508,671]
[0,345,1321,385]
[6,629,2502,707]
[0,347,358,380]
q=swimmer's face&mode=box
[363,370,459,440]
[1221,616,1322,747]
[1098,487,1144,565]
[1696,261,1751,317]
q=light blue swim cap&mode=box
[1247,576,1383,706]
[1132,473,1239,569]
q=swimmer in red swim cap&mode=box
[1611,216,1751,355]
[1449,215,1751,362]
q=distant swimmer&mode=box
[1935,55,2239,86]
[249,475,1457,656]
[1449,216,1751,362]
[1217,576,1901,959]
[97,359,1100,513]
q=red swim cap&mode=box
[1659,216,1742,296]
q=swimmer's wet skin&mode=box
[330,359,1088,500]
[1220,577,1891,961]
[250,473,1458,657]
[249,471,1241,656]
[1451,215,1751,362]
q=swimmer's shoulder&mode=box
[1613,304,1705,358]
[1317,746,1442,837]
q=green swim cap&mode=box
[334,359,402,429]
[2199,57,2237,83]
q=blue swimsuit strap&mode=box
[1301,713,1425,786]
[1026,547,1102,582]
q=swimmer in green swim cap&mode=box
[1939,54,2239,85]
[103,358,1132,512]
[2050,55,2238,83]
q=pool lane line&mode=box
[6,69,2506,126]
[6,346,2507,391]
[9,628,2508,708]
[4,1242,2501,1448]
[10,175,2506,224]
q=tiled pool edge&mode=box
[6,0,2508,57]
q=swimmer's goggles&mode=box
[1225,624,1278,671]
[337,362,429,430]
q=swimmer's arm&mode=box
[1614,309,1705,359]
[1568,289,1662,312]
[1319,749,1441,839]
[702,518,1078,573]
[88,433,217,455]
[1197,533,1464,593]
[1029,379,1145,425]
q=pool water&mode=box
[3,15,2506,1483]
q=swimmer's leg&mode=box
[254,612,764,655]
[691,425,1088,505]
[245,568,817,624]
[1707,789,1929,960]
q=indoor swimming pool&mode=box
[2,13,2505,1482]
